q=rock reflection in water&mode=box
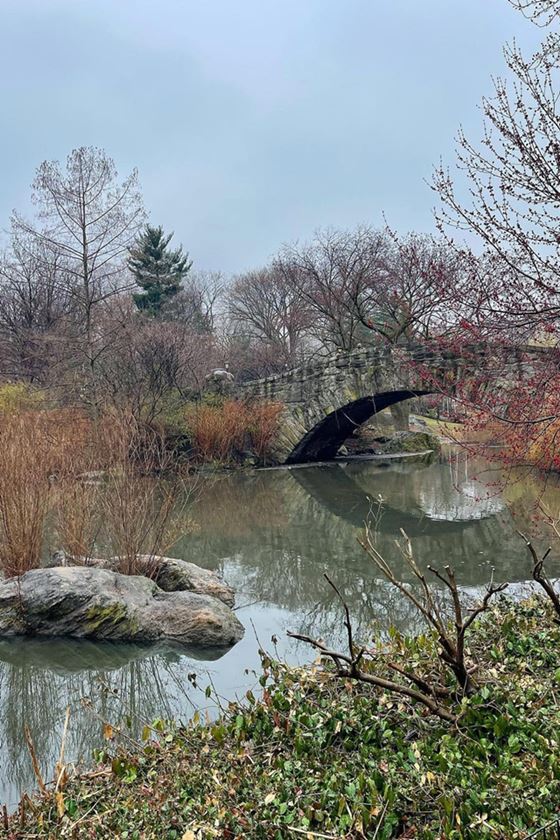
[0,638,219,808]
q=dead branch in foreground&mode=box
[359,527,508,697]
[288,574,457,723]
[518,530,560,623]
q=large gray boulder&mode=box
[0,567,244,649]
[46,553,235,608]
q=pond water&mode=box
[0,450,554,808]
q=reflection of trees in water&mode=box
[290,573,424,646]
[347,455,506,522]
[184,461,529,625]
[172,472,292,574]
[0,640,196,806]
[195,473,291,538]
[502,471,560,560]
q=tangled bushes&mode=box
[0,412,55,577]
[0,407,194,579]
[0,389,280,578]
[0,408,94,576]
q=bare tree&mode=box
[288,574,458,723]
[518,530,560,622]
[94,298,218,423]
[0,230,73,382]
[12,147,145,398]
[275,227,458,354]
[217,330,289,380]
[428,4,560,468]
[509,0,560,24]
[362,232,462,343]
[276,226,389,352]
[360,527,507,696]
[433,35,560,330]
[172,270,224,333]
[228,265,312,365]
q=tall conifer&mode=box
[128,225,192,316]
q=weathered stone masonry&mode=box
[238,345,449,463]
[238,343,541,464]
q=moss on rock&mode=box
[85,602,130,634]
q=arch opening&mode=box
[285,390,431,465]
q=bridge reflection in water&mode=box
[0,450,554,807]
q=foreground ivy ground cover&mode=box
[3,599,560,839]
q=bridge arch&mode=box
[285,390,430,464]
[236,343,537,464]
[237,344,523,464]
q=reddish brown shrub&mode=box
[185,399,282,464]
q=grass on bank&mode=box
[183,398,283,465]
[0,404,196,578]
[5,598,560,840]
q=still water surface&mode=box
[0,451,551,807]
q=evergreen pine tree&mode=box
[128,224,192,316]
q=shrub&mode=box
[0,413,56,576]
[248,401,283,463]
[0,404,195,577]
[0,382,45,415]
[184,399,246,463]
[0,407,102,575]
[96,413,195,576]
[53,478,102,561]
[184,399,282,464]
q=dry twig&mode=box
[518,530,560,622]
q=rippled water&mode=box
[0,450,554,807]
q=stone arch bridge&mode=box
[238,344,531,464]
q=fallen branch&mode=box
[287,630,457,723]
[359,525,508,696]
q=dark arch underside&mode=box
[285,390,431,465]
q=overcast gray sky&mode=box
[0,0,541,274]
